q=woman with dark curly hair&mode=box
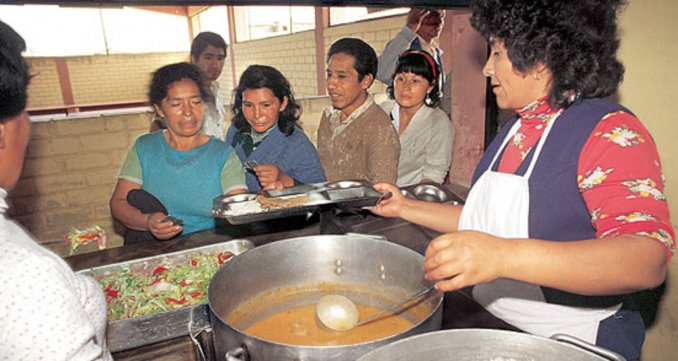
[227,65,325,192]
[370,1,673,358]
[380,50,454,186]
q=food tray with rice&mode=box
[212,180,384,224]
[76,239,253,352]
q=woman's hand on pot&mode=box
[147,212,182,240]
[423,230,510,292]
[366,182,404,218]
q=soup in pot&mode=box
[244,302,413,346]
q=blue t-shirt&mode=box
[119,131,245,234]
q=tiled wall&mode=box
[27,53,187,109]
[9,112,153,255]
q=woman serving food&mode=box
[110,62,247,244]
[370,1,674,359]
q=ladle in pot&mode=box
[316,285,436,332]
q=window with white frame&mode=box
[194,6,231,45]
[0,4,189,56]
[330,7,409,26]
[232,6,315,42]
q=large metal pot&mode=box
[208,234,443,360]
[357,329,626,361]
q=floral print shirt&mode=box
[498,98,675,261]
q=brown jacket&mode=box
[317,102,400,184]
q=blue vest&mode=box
[474,98,644,359]
[136,132,232,234]
[474,98,633,307]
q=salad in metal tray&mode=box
[96,250,233,321]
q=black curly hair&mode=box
[231,65,302,136]
[387,50,441,108]
[470,0,626,109]
[148,62,209,107]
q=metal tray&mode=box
[77,239,253,352]
[212,180,383,224]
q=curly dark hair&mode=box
[470,0,626,109]
[387,50,441,108]
[231,65,302,136]
[148,62,209,108]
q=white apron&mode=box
[458,114,620,343]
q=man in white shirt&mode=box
[190,32,228,140]
[377,8,446,92]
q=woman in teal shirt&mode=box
[110,62,246,243]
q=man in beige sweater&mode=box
[317,38,400,184]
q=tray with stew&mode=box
[212,180,383,224]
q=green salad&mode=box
[97,251,233,321]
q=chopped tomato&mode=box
[153,266,167,275]
[104,283,119,302]
[164,297,187,305]
[190,292,202,299]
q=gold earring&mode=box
[534,73,541,81]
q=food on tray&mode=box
[64,225,107,255]
[256,194,311,210]
[96,250,233,321]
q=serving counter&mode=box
[65,183,519,360]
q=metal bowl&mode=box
[327,180,364,189]
[413,185,449,203]
[357,329,625,361]
[401,189,417,199]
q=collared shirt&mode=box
[202,81,227,140]
[326,95,375,139]
[0,188,113,361]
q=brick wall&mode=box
[8,111,153,255]
[26,52,187,109]
[230,31,318,98]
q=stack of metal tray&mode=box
[212,180,383,224]
[76,239,253,353]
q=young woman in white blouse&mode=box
[380,50,454,187]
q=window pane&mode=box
[251,6,290,41]
[330,7,409,26]
[196,6,230,44]
[102,7,189,54]
[291,7,315,33]
[233,6,314,42]
[0,4,106,56]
